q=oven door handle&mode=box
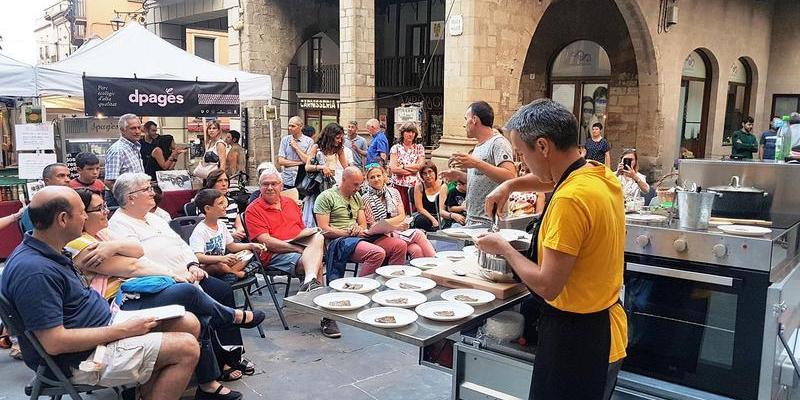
[626,263,734,287]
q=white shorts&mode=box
[71,332,163,388]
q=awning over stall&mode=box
[0,53,37,97]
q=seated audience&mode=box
[191,188,266,283]
[20,163,71,233]
[361,164,435,259]
[66,188,261,393]
[440,179,467,228]
[412,161,445,232]
[202,170,246,241]
[1,186,200,400]
[247,162,276,204]
[107,172,262,399]
[615,149,650,202]
[69,152,106,194]
[244,165,333,336]
[314,166,407,277]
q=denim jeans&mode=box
[120,281,237,384]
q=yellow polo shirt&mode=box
[537,162,628,363]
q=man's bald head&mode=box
[28,186,85,236]
[288,116,303,137]
[340,166,364,197]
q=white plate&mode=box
[463,245,479,258]
[435,251,468,262]
[371,290,427,308]
[499,229,528,241]
[440,289,496,306]
[385,276,437,292]
[312,292,370,311]
[626,214,668,223]
[442,228,473,238]
[357,307,418,328]
[329,277,381,293]
[717,224,772,237]
[415,301,474,321]
[375,265,422,279]
[409,257,452,270]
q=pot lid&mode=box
[707,184,764,193]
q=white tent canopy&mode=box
[36,23,271,102]
[0,53,37,97]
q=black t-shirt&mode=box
[140,139,156,171]
[1,235,112,376]
[445,187,467,210]
[584,137,611,163]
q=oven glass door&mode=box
[622,259,769,399]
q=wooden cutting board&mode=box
[709,217,772,226]
[422,259,528,299]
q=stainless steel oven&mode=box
[623,255,770,399]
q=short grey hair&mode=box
[790,112,800,125]
[366,119,380,130]
[42,162,67,179]
[118,113,139,131]
[288,116,303,127]
[113,172,152,207]
[258,163,280,182]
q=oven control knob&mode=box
[635,235,650,248]
[712,244,728,258]
[673,239,688,252]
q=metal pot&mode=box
[708,176,770,218]
[676,190,717,230]
[477,250,517,283]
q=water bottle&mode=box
[775,116,790,161]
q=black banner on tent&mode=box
[82,76,240,117]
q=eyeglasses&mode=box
[128,186,155,196]
[86,204,109,214]
[260,181,281,188]
[346,203,353,220]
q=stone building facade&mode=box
[147,0,800,178]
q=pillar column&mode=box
[339,0,376,132]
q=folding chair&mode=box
[240,213,290,330]
[230,275,266,338]
[168,216,204,244]
[0,293,122,400]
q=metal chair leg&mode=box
[241,288,265,338]
[29,378,42,400]
[264,275,289,330]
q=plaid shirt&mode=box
[104,136,144,181]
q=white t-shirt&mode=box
[189,220,234,256]
[108,210,198,274]
[618,172,648,201]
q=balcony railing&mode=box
[376,54,443,91]
[298,64,340,94]
[72,0,85,19]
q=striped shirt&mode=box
[105,137,144,181]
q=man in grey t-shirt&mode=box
[442,101,516,225]
[278,116,314,188]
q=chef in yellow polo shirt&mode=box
[477,99,627,400]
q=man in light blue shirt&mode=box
[278,116,314,188]
[344,121,368,169]
[365,118,388,166]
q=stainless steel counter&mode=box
[284,274,529,347]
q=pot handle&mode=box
[763,192,769,197]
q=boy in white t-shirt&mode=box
[190,188,266,282]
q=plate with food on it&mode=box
[375,265,423,279]
[312,292,370,311]
[384,276,437,292]
[415,301,474,322]
[441,228,473,238]
[357,307,418,328]
[329,277,381,293]
[435,251,468,262]
[409,257,453,270]
[440,289,496,306]
[371,290,427,308]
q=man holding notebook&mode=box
[1,186,199,400]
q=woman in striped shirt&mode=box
[204,170,246,241]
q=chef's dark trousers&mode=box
[530,302,613,400]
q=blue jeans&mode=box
[120,282,236,384]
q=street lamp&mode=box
[110,14,124,31]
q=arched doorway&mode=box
[549,40,611,143]
[722,57,753,147]
[677,50,713,159]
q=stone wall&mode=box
[763,0,800,120]
[339,0,376,133]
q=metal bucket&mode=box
[676,191,717,230]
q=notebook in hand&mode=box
[112,305,186,325]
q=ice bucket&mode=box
[676,191,717,230]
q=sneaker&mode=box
[320,318,342,338]
[299,278,323,292]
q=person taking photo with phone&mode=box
[615,149,649,203]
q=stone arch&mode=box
[691,47,721,158]
[738,56,760,117]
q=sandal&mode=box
[231,358,255,376]
[9,346,22,360]
[219,367,243,382]
[195,386,242,400]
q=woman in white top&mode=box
[615,149,650,202]
[206,120,229,172]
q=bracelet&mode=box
[186,261,200,271]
